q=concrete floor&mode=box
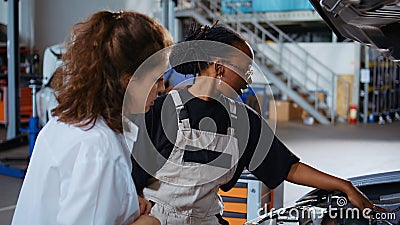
[0,121,399,224]
[275,121,400,207]
[0,144,27,225]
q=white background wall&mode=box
[0,0,160,62]
[259,42,357,78]
[259,42,361,106]
[298,42,358,75]
[0,1,7,25]
[34,0,160,54]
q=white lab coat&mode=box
[12,117,140,225]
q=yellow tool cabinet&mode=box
[219,171,274,225]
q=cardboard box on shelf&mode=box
[301,109,310,119]
[269,100,303,121]
[313,92,326,103]
[291,103,303,120]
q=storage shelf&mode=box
[227,10,323,23]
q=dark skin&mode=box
[189,41,387,213]
[287,162,375,211]
[218,42,253,97]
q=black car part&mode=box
[309,0,400,63]
[246,171,400,225]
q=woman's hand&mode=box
[138,195,153,215]
[131,215,161,225]
[286,162,388,213]
[344,183,388,212]
[345,183,373,210]
[286,162,387,212]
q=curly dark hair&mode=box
[52,11,173,132]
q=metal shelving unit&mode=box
[359,47,400,124]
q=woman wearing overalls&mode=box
[130,24,377,225]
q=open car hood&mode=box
[246,170,400,225]
[296,170,400,204]
[309,0,400,62]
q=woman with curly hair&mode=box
[12,10,172,225]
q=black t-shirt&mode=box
[131,87,299,195]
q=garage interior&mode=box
[0,1,399,225]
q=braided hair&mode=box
[171,22,248,76]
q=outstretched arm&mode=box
[286,162,374,211]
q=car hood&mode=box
[296,170,400,203]
[309,0,400,63]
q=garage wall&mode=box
[20,0,35,48]
[26,0,161,75]
[0,0,161,54]
[0,0,174,74]
[34,0,160,54]
[258,42,361,106]
[0,0,36,47]
[0,1,6,25]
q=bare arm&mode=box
[286,162,374,211]
[130,215,160,225]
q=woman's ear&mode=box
[215,63,224,77]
